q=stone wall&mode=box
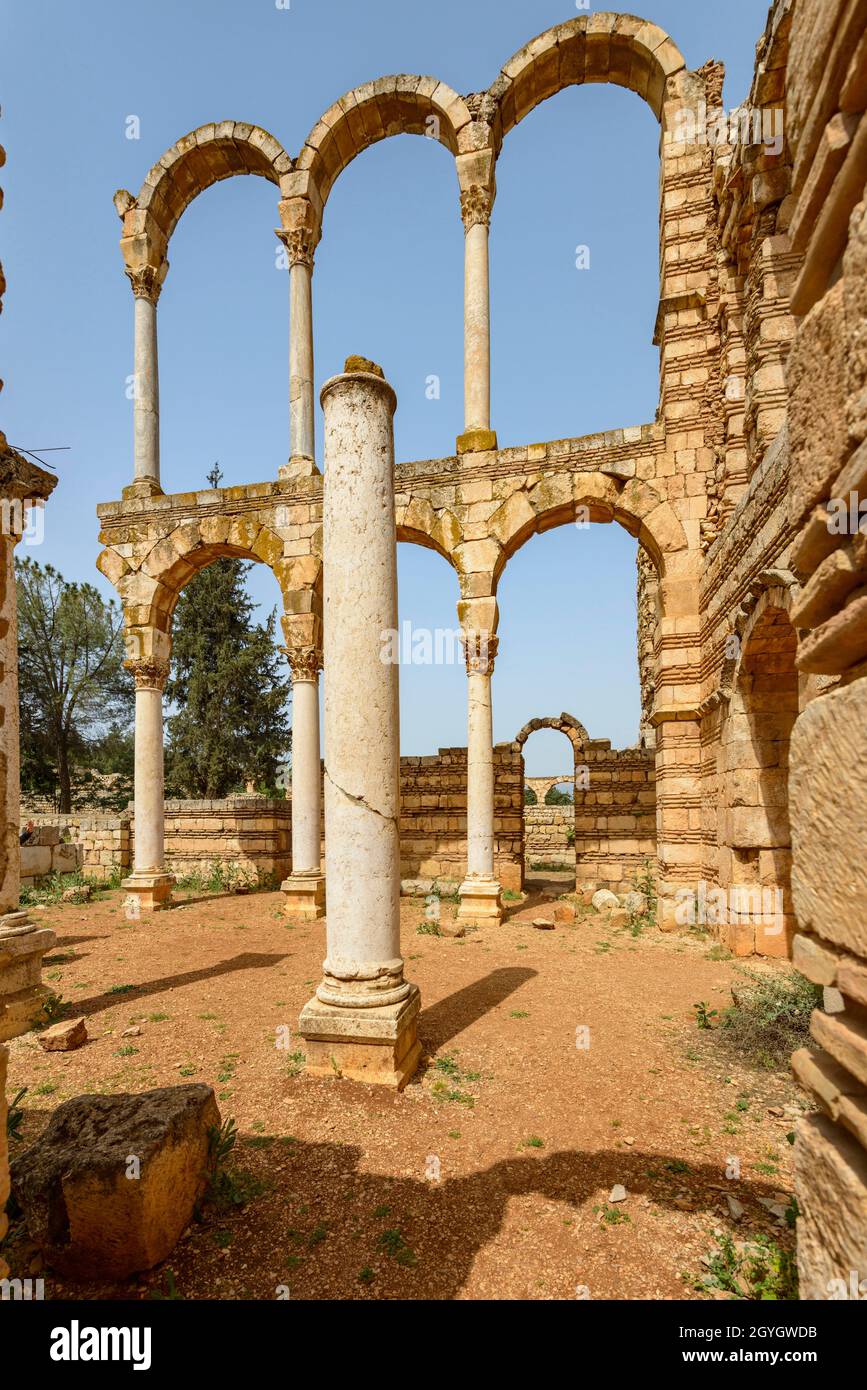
[573,741,657,895]
[525,805,575,869]
[153,798,292,883]
[773,0,867,1302]
[24,814,130,883]
[399,743,523,891]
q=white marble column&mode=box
[281,648,325,919]
[0,527,56,1039]
[298,356,420,1088]
[460,184,496,451]
[122,659,173,913]
[280,229,318,479]
[457,626,503,925]
[126,268,163,495]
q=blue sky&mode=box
[3,0,770,772]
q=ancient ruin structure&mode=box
[40,0,858,1290]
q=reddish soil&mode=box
[3,883,810,1301]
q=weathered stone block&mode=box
[11,1084,220,1279]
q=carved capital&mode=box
[126,658,170,692]
[124,264,164,303]
[287,646,323,681]
[460,184,494,232]
[462,630,498,676]
[277,227,319,269]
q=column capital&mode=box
[460,184,494,232]
[286,645,323,681]
[124,264,166,304]
[461,629,498,676]
[277,226,320,270]
[126,658,170,692]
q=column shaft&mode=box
[298,356,420,1088]
[133,293,160,487]
[123,660,173,912]
[464,219,491,434]
[289,261,315,465]
[458,626,502,925]
[282,653,325,920]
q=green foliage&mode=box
[696,1231,798,1300]
[6,1088,27,1142]
[720,968,820,1068]
[523,786,537,806]
[16,558,133,811]
[694,1001,719,1030]
[544,786,573,806]
[164,551,291,799]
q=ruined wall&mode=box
[573,741,657,895]
[137,798,292,884]
[399,743,523,892]
[775,0,867,1303]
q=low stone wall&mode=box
[154,797,292,883]
[23,814,129,882]
[525,806,575,868]
[399,743,523,891]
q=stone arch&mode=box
[97,516,319,659]
[295,77,475,211]
[515,712,588,753]
[490,14,687,143]
[115,122,292,271]
[469,472,687,594]
[516,716,585,886]
[718,584,799,959]
[395,499,464,570]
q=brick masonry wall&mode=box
[572,741,657,894]
[399,743,523,891]
[525,806,575,868]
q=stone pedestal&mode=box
[299,985,421,1088]
[0,911,57,1041]
[297,356,419,1089]
[282,869,325,921]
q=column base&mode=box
[279,455,320,480]
[121,872,174,915]
[456,428,498,455]
[297,984,421,1089]
[457,877,503,926]
[121,477,164,500]
[0,912,58,1041]
[281,872,325,920]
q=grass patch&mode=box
[693,1230,798,1300]
[717,968,820,1069]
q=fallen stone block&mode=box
[38,1018,87,1052]
[553,902,576,924]
[532,917,554,930]
[591,889,620,911]
[11,1084,220,1279]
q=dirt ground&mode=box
[3,881,812,1301]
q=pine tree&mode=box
[165,557,291,799]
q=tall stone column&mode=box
[278,226,319,480]
[457,604,503,926]
[122,657,173,913]
[125,268,164,498]
[281,646,325,919]
[0,1034,9,1280]
[298,356,420,1089]
[457,169,497,455]
[0,476,56,1041]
